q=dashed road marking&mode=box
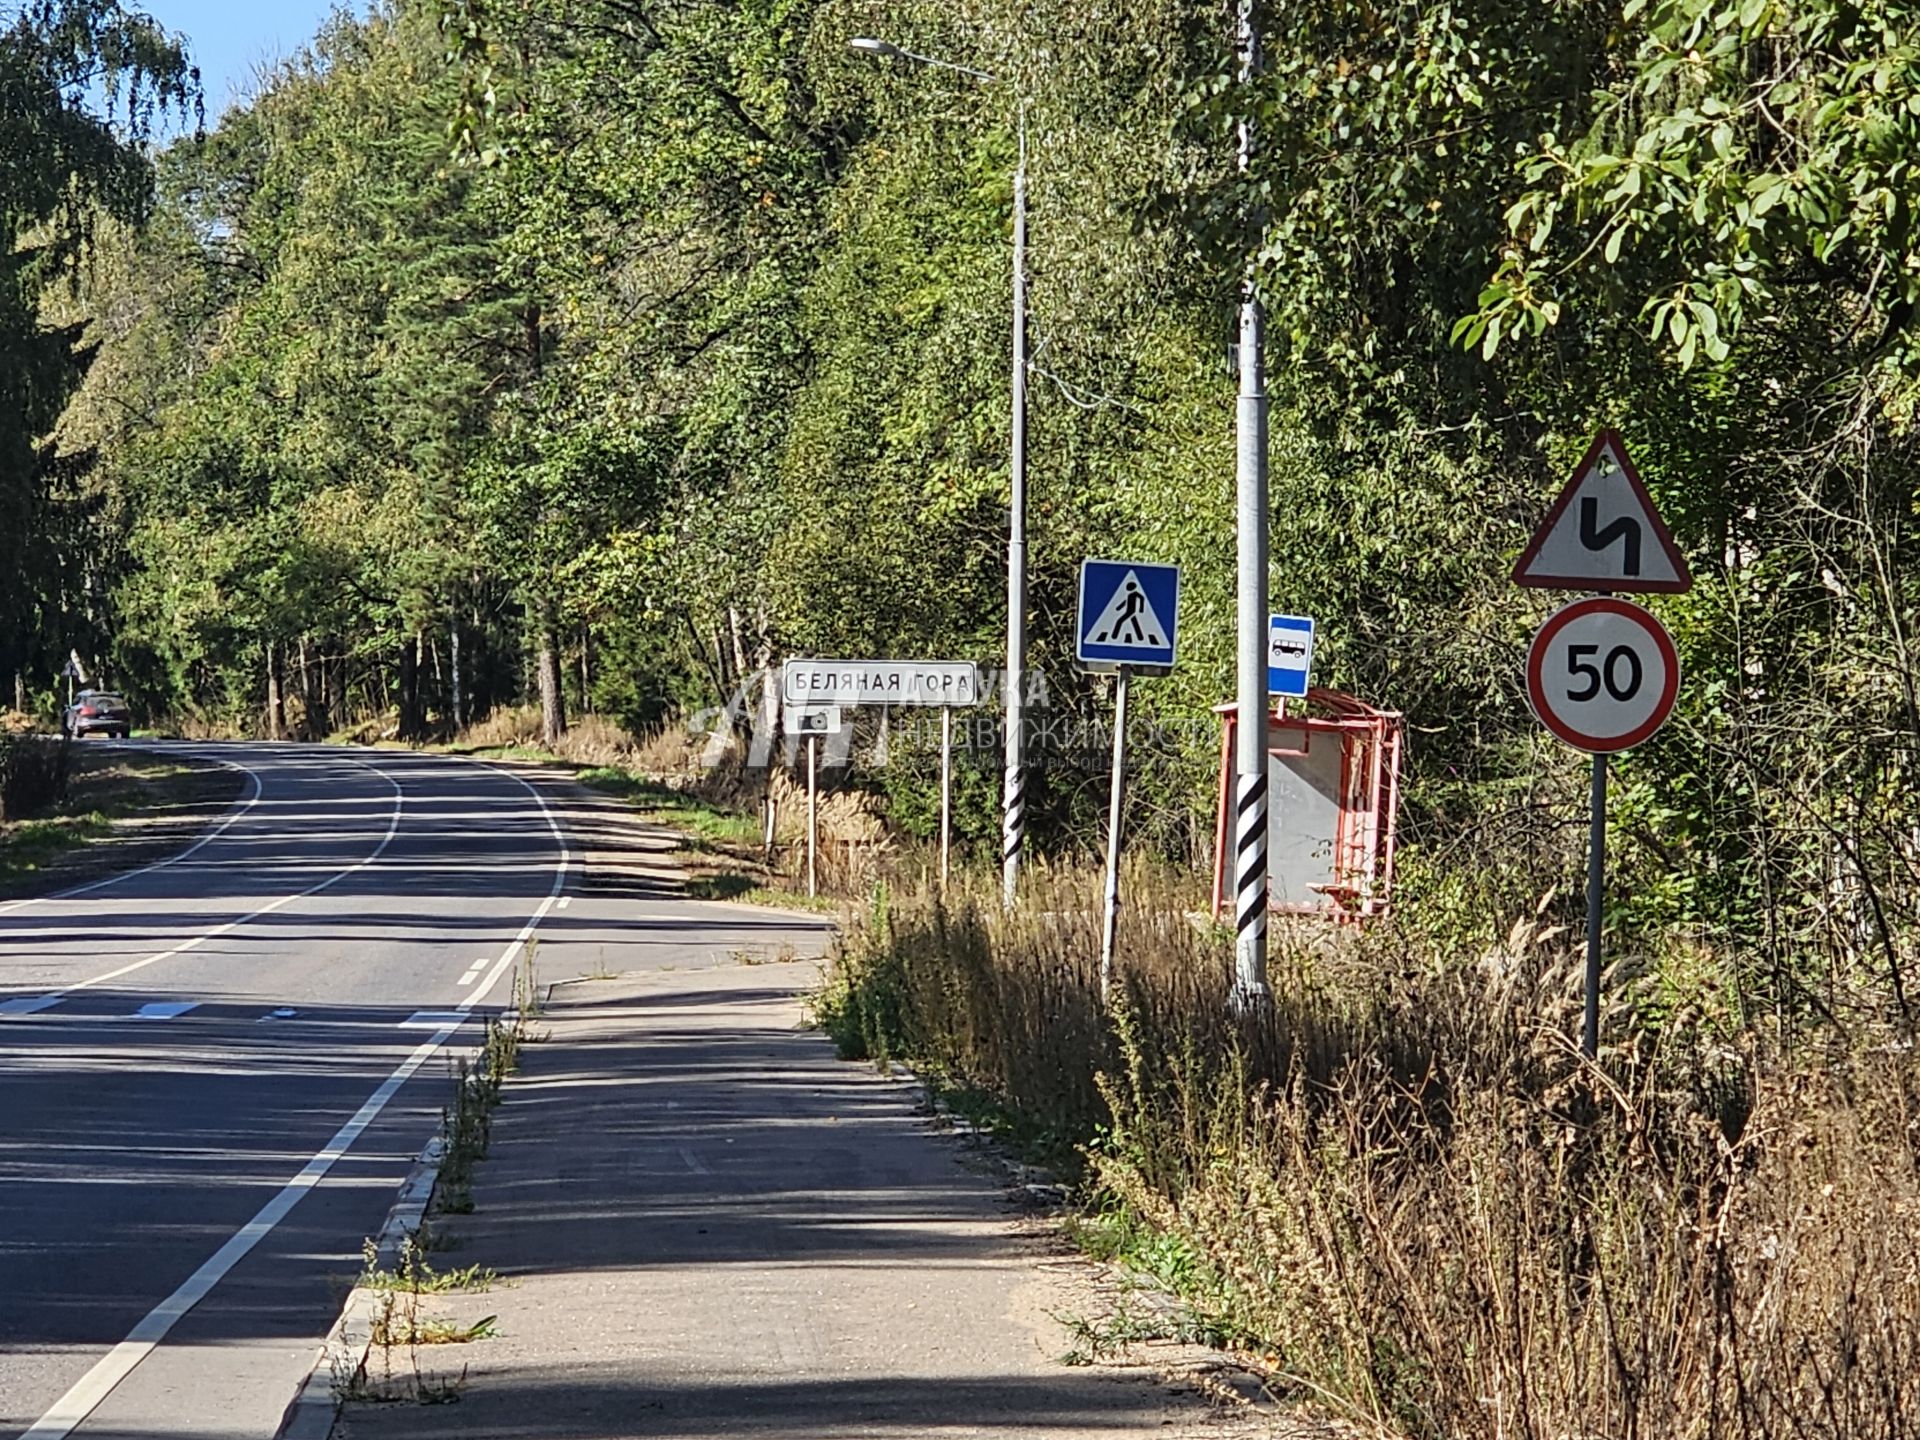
[132,1001,200,1020]
[0,995,62,1017]
[400,1010,467,1031]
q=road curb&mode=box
[275,1134,446,1440]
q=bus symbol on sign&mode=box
[1267,614,1315,698]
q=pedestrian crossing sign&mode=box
[1076,559,1180,672]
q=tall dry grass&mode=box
[817,867,1920,1438]
[455,705,640,768]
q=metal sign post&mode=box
[61,650,87,710]
[940,707,954,889]
[1516,428,1691,1059]
[1076,561,1179,1004]
[806,734,819,900]
[1232,0,1271,1017]
[1099,668,1132,1001]
[1584,752,1607,1057]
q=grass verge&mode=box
[563,761,829,911]
[0,745,242,895]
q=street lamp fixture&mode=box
[850,36,1028,909]
[848,37,996,83]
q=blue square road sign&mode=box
[1268,614,1315,697]
[1077,559,1180,672]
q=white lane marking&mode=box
[16,754,573,1440]
[0,996,61,1017]
[259,1008,297,1022]
[0,755,265,917]
[400,1010,465,1030]
[558,895,573,910]
[455,956,488,987]
[132,1001,200,1020]
[459,766,570,1013]
[0,763,405,1015]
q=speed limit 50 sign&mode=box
[1525,597,1679,753]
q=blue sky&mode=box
[140,0,357,118]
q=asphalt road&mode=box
[0,743,826,1439]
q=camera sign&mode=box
[1525,598,1679,754]
[783,705,842,736]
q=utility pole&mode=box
[1230,0,1272,1014]
[1003,110,1030,910]
[848,38,1028,909]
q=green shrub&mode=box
[0,735,69,822]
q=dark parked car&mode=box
[64,689,132,739]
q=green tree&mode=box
[1,0,192,706]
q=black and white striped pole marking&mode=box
[1001,759,1025,907]
[1077,559,1181,1000]
[1232,616,1317,1000]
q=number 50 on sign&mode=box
[1525,597,1679,754]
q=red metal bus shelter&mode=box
[1210,689,1405,925]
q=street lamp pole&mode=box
[1230,0,1272,1013]
[850,37,1028,907]
[1004,109,1029,908]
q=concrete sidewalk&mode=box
[332,959,1256,1440]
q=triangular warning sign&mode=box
[1512,429,1692,594]
[1087,570,1170,649]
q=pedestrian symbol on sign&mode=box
[1089,573,1166,647]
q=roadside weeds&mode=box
[279,949,543,1431]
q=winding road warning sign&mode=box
[1525,597,1680,753]
[1512,429,1692,594]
